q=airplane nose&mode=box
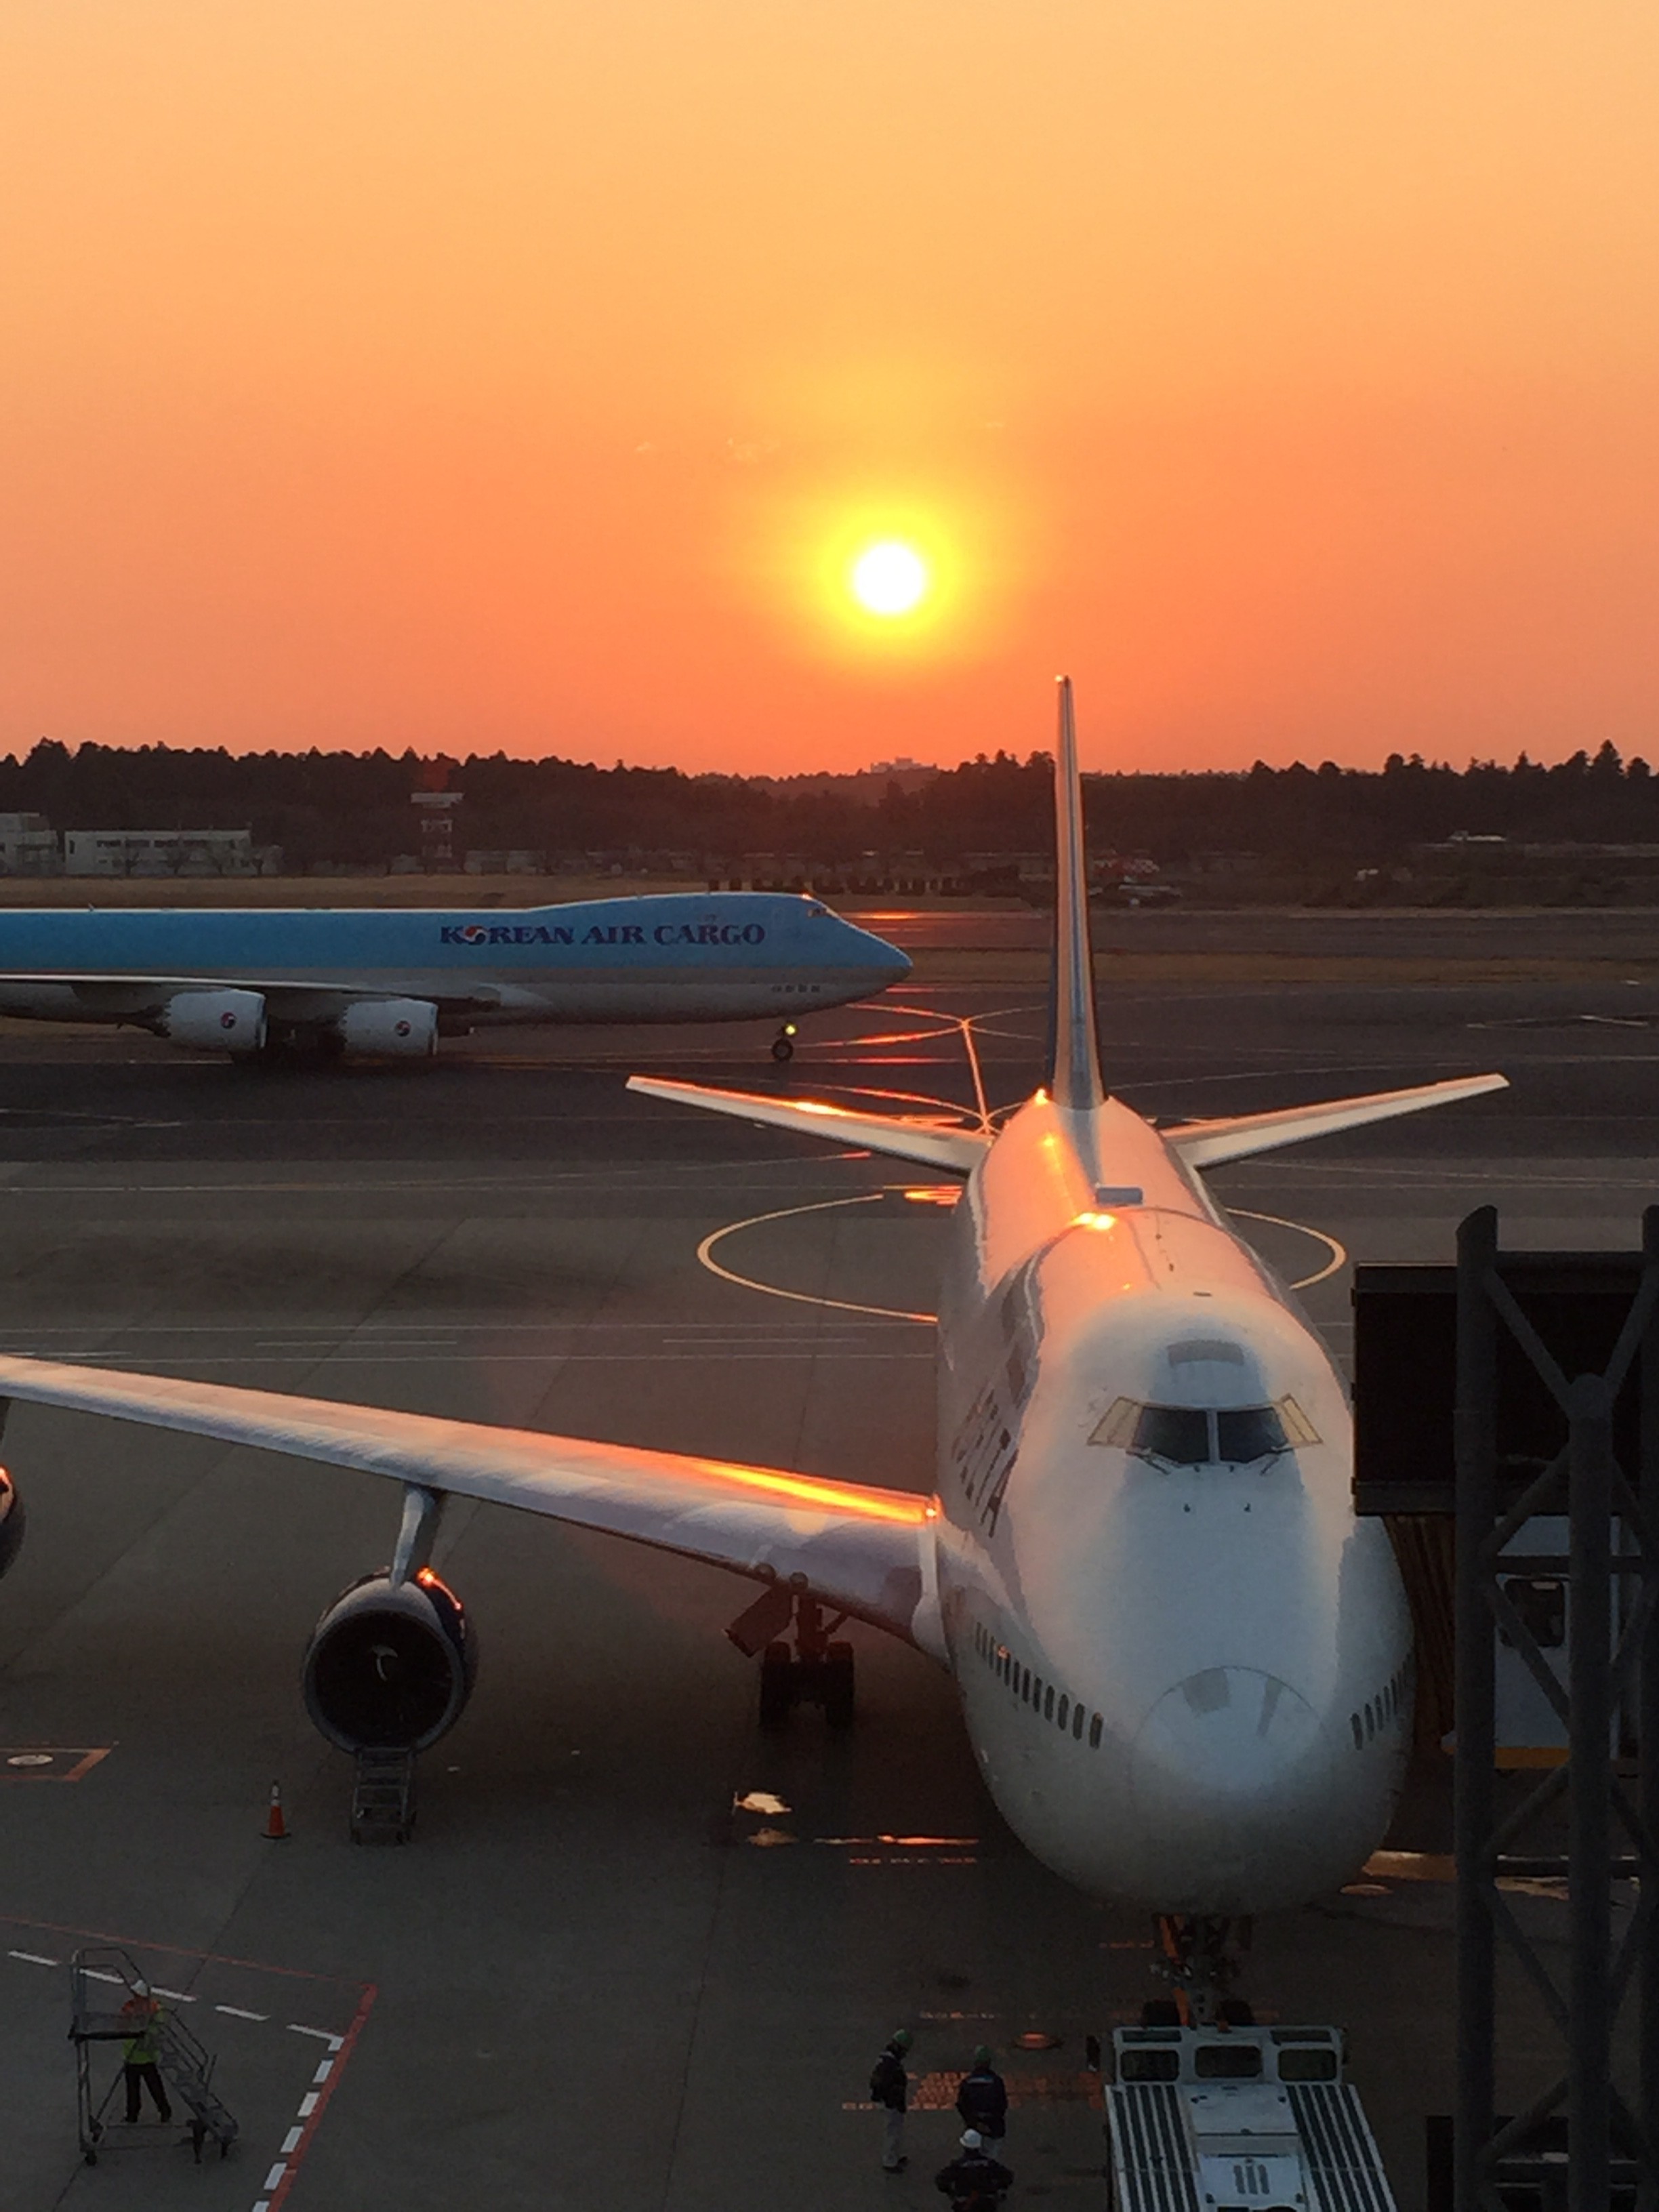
[845,923,912,983]
[1129,1667,1335,1845]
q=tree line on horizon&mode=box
[0,736,1652,872]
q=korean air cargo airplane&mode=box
[0,683,1504,2009]
[0,892,909,1062]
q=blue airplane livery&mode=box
[0,892,910,1062]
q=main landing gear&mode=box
[726,1580,855,1729]
[1143,1914,1255,2028]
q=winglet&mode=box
[1050,677,1105,1110]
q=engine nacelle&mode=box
[334,998,439,1059]
[160,987,268,1055]
[0,1468,24,1580]
[302,1570,475,1753]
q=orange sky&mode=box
[3,1,1658,773]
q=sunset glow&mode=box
[2,4,1658,771]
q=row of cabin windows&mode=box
[972,1619,1103,1748]
[1350,1658,1411,1750]
[1090,1395,1319,1469]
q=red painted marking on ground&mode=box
[265,1981,376,2209]
[0,1914,359,1988]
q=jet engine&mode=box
[0,1467,24,1580]
[301,1570,475,1753]
[334,998,439,1059]
[160,987,268,1056]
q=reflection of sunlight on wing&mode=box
[708,1457,927,1523]
[798,1080,980,1125]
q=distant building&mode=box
[411,788,463,870]
[0,812,61,876]
[464,850,548,875]
[64,827,258,878]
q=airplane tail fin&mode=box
[1049,678,1106,1111]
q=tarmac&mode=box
[0,930,1655,2210]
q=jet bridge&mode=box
[1106,2023,1395,2212]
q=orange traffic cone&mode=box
[263,1781,289,1841]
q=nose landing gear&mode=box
[1144,1914,1255,2026]
[770,1022,798,1063]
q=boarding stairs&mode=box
[69,1946,238,2165]
[351,1745,417,1843]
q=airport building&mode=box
[0,812,61,876]
[64,827,264,877]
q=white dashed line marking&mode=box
[4,1938,361,2212]
[253,2022,355,2211]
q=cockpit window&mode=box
[1132,1405,1211,1466]
[1216,1405,1290,1463]
[1092,1397,1320,1467]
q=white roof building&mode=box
[64,827,255,878]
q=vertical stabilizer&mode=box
[1049,677,1105,1109]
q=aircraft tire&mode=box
[758,1641,795,1728]
[770,1035,794,1063]
[823,1641,855,1729]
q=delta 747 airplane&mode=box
[0,890,909,1063]
[0,684,1504,1997]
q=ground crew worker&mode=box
[869,2028,913,2173]
[955,2045,1008,2153]
[119,1980,172,2125]
[935,2129,1014,2209]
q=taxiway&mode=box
[0,954,1654,2209]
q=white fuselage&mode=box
[928,1091,1412,1914]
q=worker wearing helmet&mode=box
[869,2028,914,2173]
[936,2129,1015,2210]
[955,2045,1009,2154]
[119,1980,173,2126]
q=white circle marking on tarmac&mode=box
[696,1193,937,1323]
[1229,1207,1348,1290]
[699,1193,1347,1317]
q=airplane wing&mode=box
[626,1076,989,1174]
[1164,1071,1509,1168]
[0,974,504,1014]
[0,1353,935,1645]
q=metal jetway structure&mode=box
[1353,1208,1659,2212]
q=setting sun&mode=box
[849,541,930,619]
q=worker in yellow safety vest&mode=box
[119,1981,173,2125]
